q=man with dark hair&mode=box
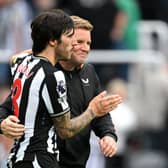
[0,10,120,168]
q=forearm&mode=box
[53,108,95,139]
[0,93,12,120]
[53,91,120,139]
[0,107,10,120]
[0,94,13,134]
[92,113,117,141]
[0,106,12,134]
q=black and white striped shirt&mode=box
[8,54,70,167]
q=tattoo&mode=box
[87,108,95,118]
[52,108,95,139]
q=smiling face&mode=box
[59,16,93,70]
[70,28,91,66]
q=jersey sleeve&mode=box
[91,113,118,141]
[42,70,70,117]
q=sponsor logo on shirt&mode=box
[81,78,90,86]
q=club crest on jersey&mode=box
[57,80,66,95]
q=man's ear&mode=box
[49,39,58,47]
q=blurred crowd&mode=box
[1,0,168,168]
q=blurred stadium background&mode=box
[0,0,168,168]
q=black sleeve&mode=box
[91,65,118,141]
[0,94,13,119]
[91,113,118,141]
[0,93,13,119]
[0,93,13,134]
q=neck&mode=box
[59,61,84,71]
[37,47,56,66]
[59,61,76,71]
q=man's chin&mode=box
[79,59,85,64]
[61,54,71,61]
[62,59,69,62]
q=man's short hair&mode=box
[71,15,93,31]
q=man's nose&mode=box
[72,38,77,46]
[82,43,90,51]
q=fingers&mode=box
[102,94,122,105]
[88,91,107,116]
[1,115,25,139]
[99,136,117,157]
[97,90,107,98]
[89,91,122,117]
[98,94,121,112]
[5,116,24,130]
[8,115,20,123]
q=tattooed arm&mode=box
[53,108,94,139]
[53,91,122,139]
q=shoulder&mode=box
[10,52,30,66]
[53,70,65,81]
[10,49,32,65]
[44,65,65,83]
[81,63,97,77]
[82,63,95,72]
[83,63,94,69]
[42,62,64,78]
